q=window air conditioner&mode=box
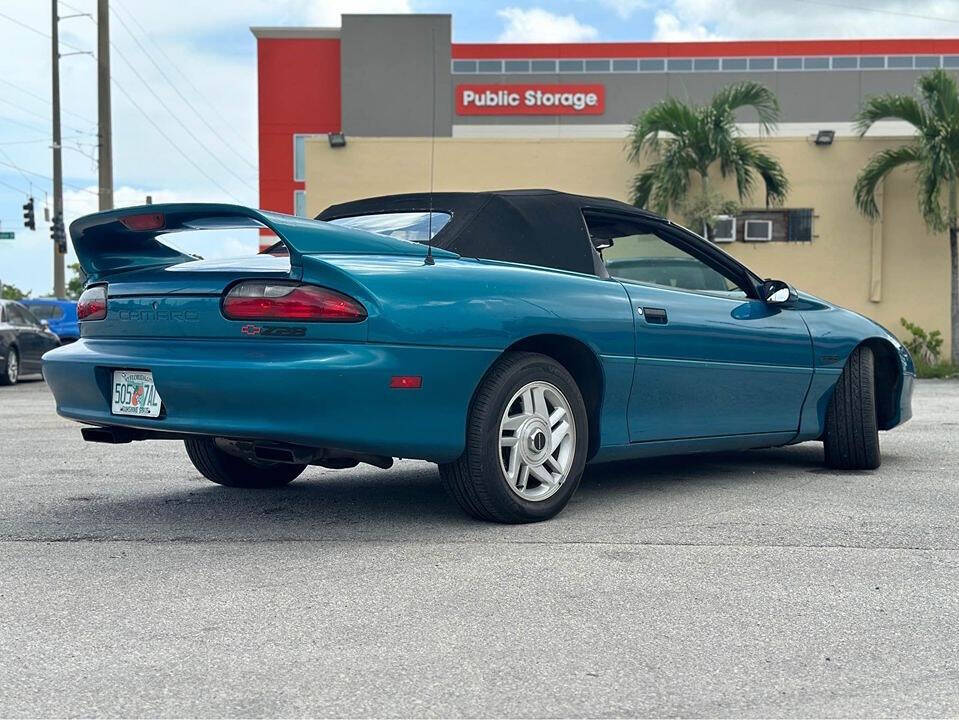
[743,219,773,242]
[710,215,735,243]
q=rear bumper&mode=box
[43,338,498,462]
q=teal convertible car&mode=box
[44,190,913,523]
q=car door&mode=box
[586,211,814,443]
[21,305,60,356]
[6,303,42,371]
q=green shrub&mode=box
[914,360,959,379]
[901,317,943,366]
[900,318,957,378]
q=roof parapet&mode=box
[250,27,341,39]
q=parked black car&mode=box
[0,299,61,385]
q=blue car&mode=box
[43,192,914,523]
[23,298,79,343]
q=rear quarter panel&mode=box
[305,254,637,449]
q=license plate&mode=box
[111,370,163,418]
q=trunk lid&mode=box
[70,203,452,342]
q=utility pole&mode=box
[51,0,65,298]
[97,0,113,211]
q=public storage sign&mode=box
[456,84,605,116]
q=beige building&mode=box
[304,134,949,350]
[254,19,955,350]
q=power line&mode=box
[108,5,258,175]
[0,78,96,126]
[790,0,959,24]
[0,146,33,187]
[0,97,50,124]
[0,177,31,197]
[59,1,91,16]
[0,96,94,137]
[110,78,242,202]
[0,158,97,196]
[0,136,83,146]
[109,42,257,194]
[0,114,50,133]
[112,0,257,166]
[0,10,91,54]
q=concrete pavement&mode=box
[1,378,957,717]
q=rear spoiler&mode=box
[70,203,456,282]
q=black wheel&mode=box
[440,351,589,523]
[184,437,306,488]
[823,345,881,470]
[0,348,19,386]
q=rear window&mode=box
[328,212,451,244]
[25,304,64,320]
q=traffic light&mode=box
[50,214,66,254]
[22,197,35,231]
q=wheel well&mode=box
[505,334,604,459]
[860,338,901,430]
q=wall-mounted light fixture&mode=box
[814,129,835,146]
[328,132,347,148]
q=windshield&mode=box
[328,211,451,244]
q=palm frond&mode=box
[855,93,927,136]
[629,166,659,209]
[710,81,781,134]
[728,140,789,206]
[722,140,756,201]
[917,69,959,126]
[629,141,696,216]
[654,141,696,209]
[627,97,700,161]
[853,144,922,219]
[917,158,948,231]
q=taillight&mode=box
[222,281,367,323]
[77,285,107,321]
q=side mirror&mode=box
[760,279,797,305]
[39,319,50,328]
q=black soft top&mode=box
[316,189,659,276]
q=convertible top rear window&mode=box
[329,212,451,244]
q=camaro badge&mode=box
[240,324,306,337]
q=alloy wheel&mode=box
[498,380,576,501]
[6,351,18,384]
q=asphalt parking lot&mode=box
[1,378,957,718]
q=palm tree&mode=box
[854,69,959,365]
[627,82,789,235]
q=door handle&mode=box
[642,307,668,325]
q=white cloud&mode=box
[596,0,650,19]
[62,186,189,220]
[307,0,412,26]
[496,7,598,43]
[651,0,959,41]
[652,10,725,41]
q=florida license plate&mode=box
[111,370,163,418]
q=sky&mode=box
[0,0,957,295]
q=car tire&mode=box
[184,437,306,488]
[0,348,19,386]
[823,345,881,470]
[439,351,589,523]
